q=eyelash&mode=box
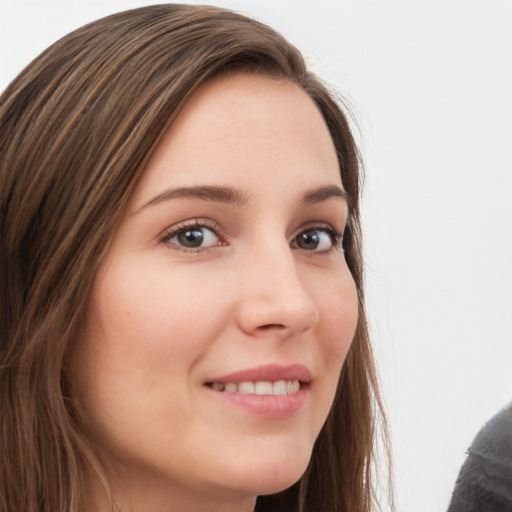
[159,219,225,253]
[159,219,345,254]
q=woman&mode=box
[0,4,389,511]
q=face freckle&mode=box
[72,73,359,510]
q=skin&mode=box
[73,73,359,512]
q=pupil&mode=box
[299,231,319,249]
[178,229,203,247]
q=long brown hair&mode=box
[0,4,390,511]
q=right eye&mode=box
[162,223,223,250]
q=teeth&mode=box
[255,381,272,395]
[238,382,255,394]
[210,380,301,395]
[272,380,287,395]
[287,380,300,393]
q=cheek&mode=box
[313,271,358,421]
[307,269,359,427]
[77,256,235,412]
[90,259,214,358]
[72,258,228,448]
[316,270,359,362]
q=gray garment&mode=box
[447,402,512,512]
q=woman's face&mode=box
[73,74,358,511]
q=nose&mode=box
[235,244,320,339]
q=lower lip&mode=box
[208,388,308,418]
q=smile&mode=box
[207,380,301,395]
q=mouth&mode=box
[203,364,312,396]
[203,364,311,418]
[205,379,305,395]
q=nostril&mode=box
[259,323,286,330]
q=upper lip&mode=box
[206,364,312,384]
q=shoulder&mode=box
[447,402,512,512]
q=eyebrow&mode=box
[137,185,249,212]
[137,183,350,212]
[301,185,351,207]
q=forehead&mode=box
[131,73,342,208]
[166,74,329,144]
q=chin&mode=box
[220,442,313,497]
[254,468,306,497]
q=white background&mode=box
[1,1,511,511]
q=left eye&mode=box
[166,226,221,249]
[292,228,339,252]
